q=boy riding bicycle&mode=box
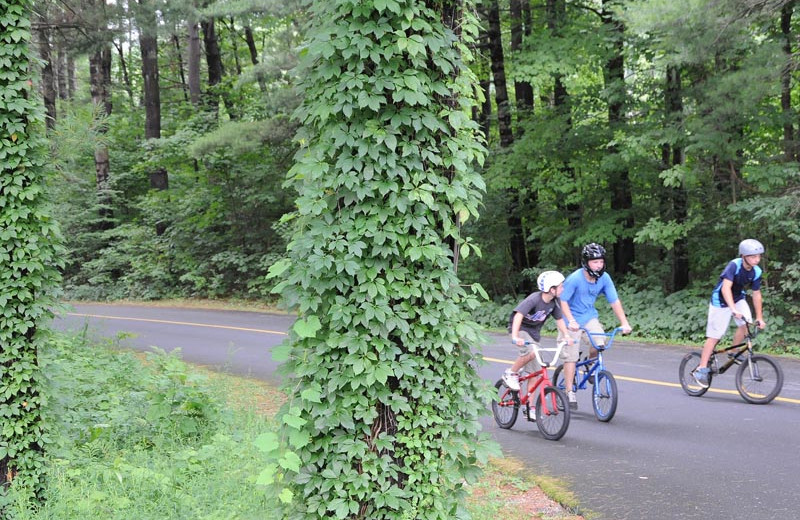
[502,271,574,396]
[558,243,632,409]
[693,239,767,388]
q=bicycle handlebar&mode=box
[513,340,566,368]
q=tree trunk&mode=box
[228,17,242,76]
[244,25,266,93]
[138,1,168,235]
[34,22,56,130]
[56,44,68,100]
[781,2,796,161]
[90,47,113,228]
[188,21,202,105]
[110,41,133,106]
[140,32,161,139]
[484,0,513,146]
[510,0,533,115]
[663,65,689,291]
[602,0,634,275]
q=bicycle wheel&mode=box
[735,354,784,404]
[552,364,576,393]
[592,369,618,422]
[535,386,570,441]
[492,379,520,428]
[678,352,711,397]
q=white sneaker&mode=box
[567,391,578,410]
[502,369,521,391]
[528,408,536,421]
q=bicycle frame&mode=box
[517,340,566,416]
[709,321,759,375]
[572,327,623,389]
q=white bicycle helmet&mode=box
[537,270,565,292]
[738,239,765,256]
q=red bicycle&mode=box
[491,341,571,440]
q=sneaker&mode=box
[502,369,521,391]
[528,408,536,421]
[567,391,578,410]
[693,367,710,388]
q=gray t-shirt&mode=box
[508,291,562,341]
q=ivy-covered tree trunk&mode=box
[266,0,491,518]
[0,0,63,506]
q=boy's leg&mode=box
[582,318,605,358]
[730,299,753,346]
[557,328,581,409]
[700,304,732,366]
[503,332,540,391]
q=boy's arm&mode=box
[752,290,765,328]
[510,312,525,345]
[555,317,574,344]
[720,279,740,317]
[609,300,632,333]
[560,300,580,331]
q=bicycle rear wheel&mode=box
[678,352,711,397]
[592,370,618,422]
[735,354,783,404]
[492,379,520,428]
[535,386,570,441]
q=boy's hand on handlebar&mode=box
[620,324,632,334]
[756,319,766,330]
[567,319,580,331]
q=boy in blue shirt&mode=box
[558,243,632,409]
[693,239,766,388]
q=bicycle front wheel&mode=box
[552,364,576,393]
[535,386,570,441]
[492,379,520,428]
[592,370,618,422]
[678,352,710,397]
[735,354,783,404]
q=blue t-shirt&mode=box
[710,258,762,308]
[561,268,619,327]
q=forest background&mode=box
[31,0,800,349]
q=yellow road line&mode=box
[66,313,288,336]
[482,355,800,405]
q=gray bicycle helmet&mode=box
[738,239,765,256]
[581,243,606,279]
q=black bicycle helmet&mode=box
[581,243,606,279]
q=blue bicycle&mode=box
[552,327,624,422]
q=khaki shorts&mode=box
[516,331,542,372]
[706,301,751,339]
[557,318,605,363]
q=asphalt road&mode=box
[54,303,800,520]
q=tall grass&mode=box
[6,333,276,519]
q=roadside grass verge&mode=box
[5,332,581,519]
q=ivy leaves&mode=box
[267,0,493,518]
[0,0,63,505]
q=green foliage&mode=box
[0,0,64,508]
[3,334,274,519]
[268,0,496,517]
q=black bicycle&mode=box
[678,321,783,404]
